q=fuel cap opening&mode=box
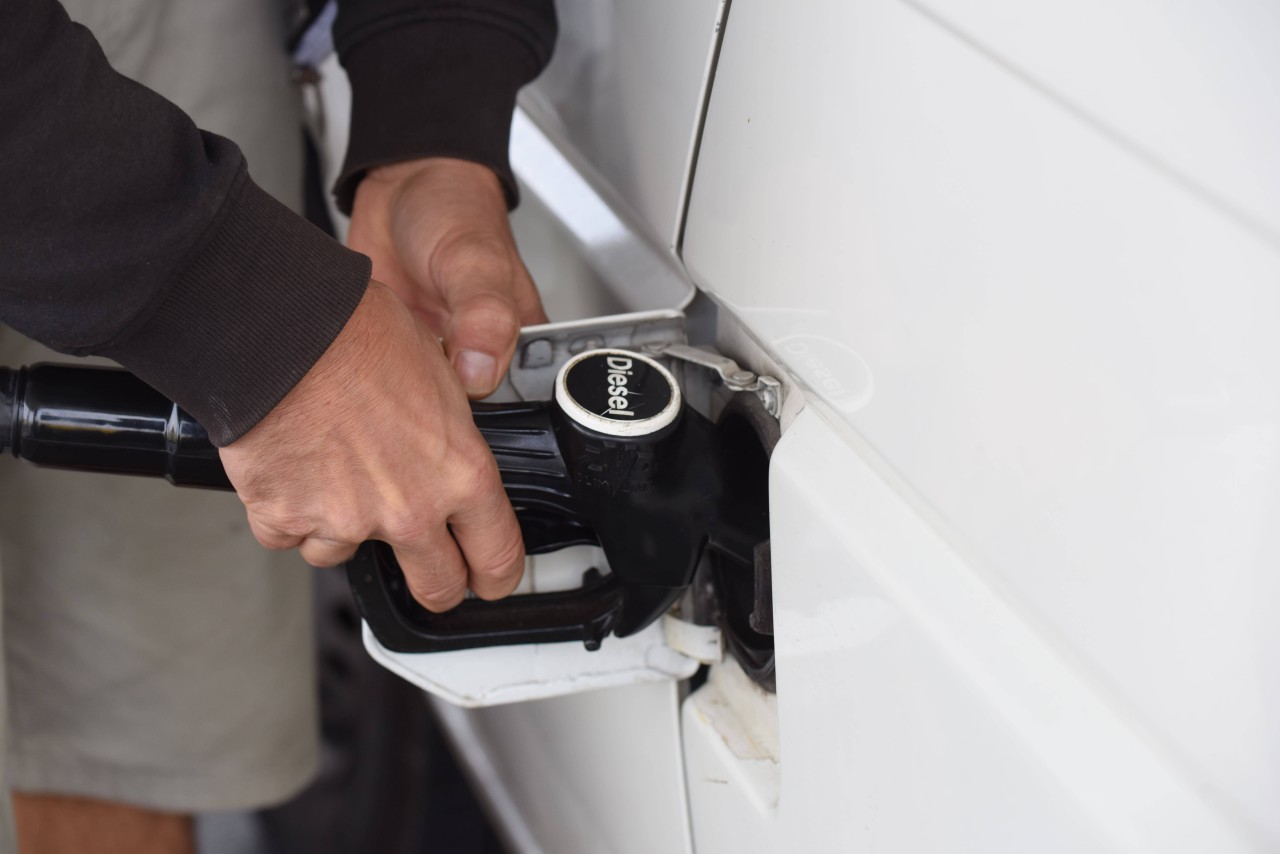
[555,349,681,438]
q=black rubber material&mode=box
[709,392,778,691]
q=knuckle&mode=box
[322,515,374,548]
[299,545,340,568]
[383,509,433,547]
[255,530,297,551]
[457,294,520,341]
[248,510,310,550]
[434,231,514,285]
[253,505,311,534]
[449,447,501,498]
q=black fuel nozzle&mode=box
[0,351,763,653]
[348,349,737,652]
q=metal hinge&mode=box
[648,344,782,418]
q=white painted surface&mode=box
[438,681,694,854]
[364,544,698,707]
[432,700,549,854]
[681,658,781,852]
[906,0,1280,240]
[520,0,727,253]
[510,111,694,314]
[684,0,1280,847]
[729,408,1258,851]
[364,619,696,708]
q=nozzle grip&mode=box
[346,541,625,652]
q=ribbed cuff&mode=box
[102,175,371,445]
[334,20,541,214]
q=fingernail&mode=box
[455,350,497,395]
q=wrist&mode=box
[365,157,502,197]
[237,280,392,441]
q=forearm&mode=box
[0,0,371,444]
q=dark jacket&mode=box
[0,0,556,444]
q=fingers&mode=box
[395,446,525,608]
[247,512,358,568]
[447,468,527,600]
[247,507,502,613]
[351,157,548,396]
[233,414,524,616]
[388,525,471,612]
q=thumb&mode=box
[444,290,522,398]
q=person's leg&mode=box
[2,0,315,847]
[11,794,192,854]
[0,397,318,849]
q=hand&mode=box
[219,282,524,611]
[348,157,548,398]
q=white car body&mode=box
[317,1,1280,851]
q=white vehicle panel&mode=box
[435,681,694,854]
[909,0,1280,239]
[685,0,1279,847]
[720,407,1252,851]
[681,659,782,852]
[509,110,696,314]
[520,0,727,252]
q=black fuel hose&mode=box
[0,363,230,488]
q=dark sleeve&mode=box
[0,0,371,445]
[332,0,558,213]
